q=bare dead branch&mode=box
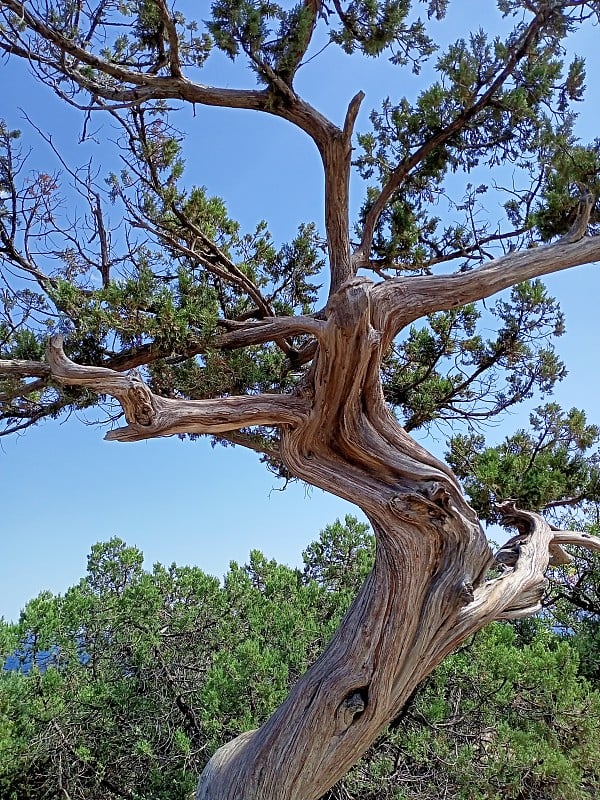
[550,528,600,554]
[459,503,556,623]
[0,358,51,378]
[456,506,600,627]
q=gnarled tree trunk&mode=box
[34,275,600,800]
[192,277,568,800]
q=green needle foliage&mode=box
[447,404,600,523]
[2,518,600,800]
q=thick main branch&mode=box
[373,234,600,342]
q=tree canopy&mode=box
[2,2,600,799]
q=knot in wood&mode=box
[124,382,154,426]
[388,486,450,524]
[426,482,453,513]
[458,580,474,605]
[335,689,367,734]
[328,277,372,331]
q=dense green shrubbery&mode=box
[2,516,600,800]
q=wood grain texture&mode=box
[25,276,599,800]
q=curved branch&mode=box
[458,503,555,624]
[550,528,600,555]
[373,234,600,342]
[0,0,339,142]
[0,0,251,110]
[457,505,600,628]
[45,337,309,442]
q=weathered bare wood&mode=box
[373,235,600,344]
[45,337,310,442]
[38,280,599,800]
[550,529,600,552]
[0,359,51,378]
[192,280,600,800]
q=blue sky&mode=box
[1,4,600,622]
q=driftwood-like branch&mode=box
[550,528,600,556]
[0,359,51,378]
[373,234,600,343]
[457,504,600,626]
[45,336,309,442]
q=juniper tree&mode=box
[2,2,600,799]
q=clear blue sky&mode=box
[1,4,600,622]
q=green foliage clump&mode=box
[333,621,600,800]
[448,404,600,523]
[384,280,565,432]
[0,519,368,798]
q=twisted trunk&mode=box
[16,278,594,800]
[195,279,518,800]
